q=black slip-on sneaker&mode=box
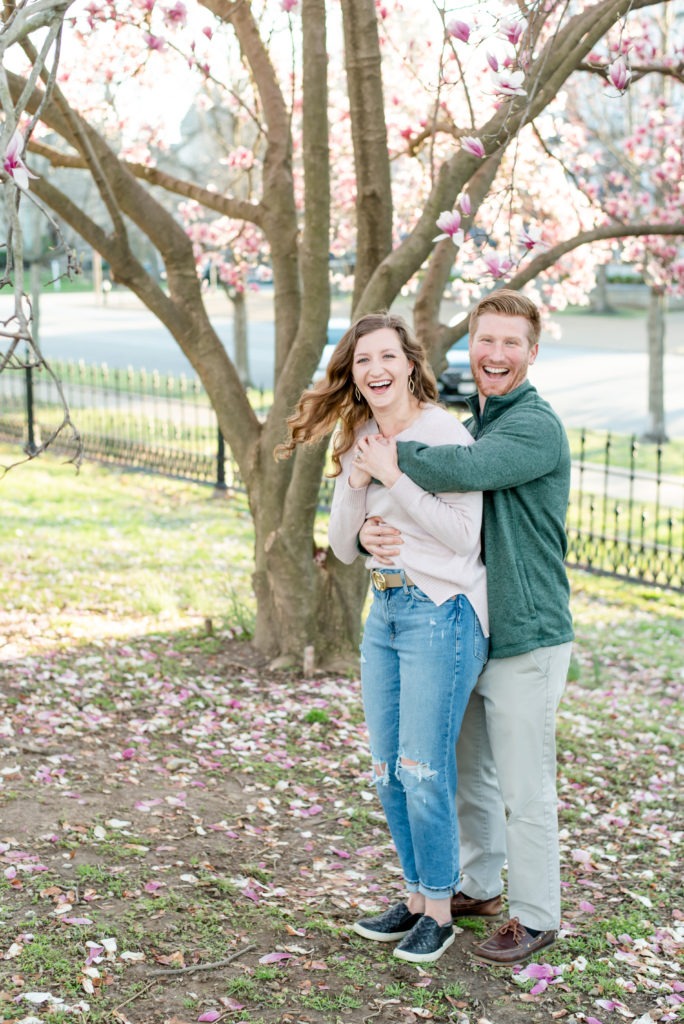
[352,902,424,942]
[393,915,455,963]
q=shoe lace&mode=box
[497,917,527,942]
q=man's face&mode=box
[469,312,538,407]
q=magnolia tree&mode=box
[0,0,81,466]
[560,4,684,442]
[5,0,684,664]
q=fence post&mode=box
[24,354,37,455]
[215,427,228,494]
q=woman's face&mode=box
[351,328,414,411]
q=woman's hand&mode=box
[354,434,401,488]
[348,463,371,489]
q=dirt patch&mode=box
[1,634,680,1024]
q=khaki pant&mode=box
[456,642,573,931]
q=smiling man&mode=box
[359,289,574,966]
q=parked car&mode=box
[437,342,475,406]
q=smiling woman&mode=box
[276,311,489,965]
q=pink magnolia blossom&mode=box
[144,33,166,51]
[483,252,512,278]
[163,1,186,26]
[518,226,544,251]
[433,210,464,245]
[446,19,470,43]
[500,18,524,46]
[3,130,38,190]
[607,56,631,92]
[491,69,527,96]
[461,136,486,159]
[486,51,499,72]
[281,0,298,11]
[459,193,472,216]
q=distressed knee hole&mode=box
[397,757,437,784]
[370,758,389,786]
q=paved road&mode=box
[22,289,684,439]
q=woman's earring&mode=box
[408,375,415,394]
[354,385,361,401]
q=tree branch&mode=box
[439,221,684,351]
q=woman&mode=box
[276,312,488,963]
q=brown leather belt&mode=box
[370,569,415,591]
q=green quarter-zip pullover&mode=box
[397,381,574,658]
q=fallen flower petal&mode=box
[219,997,245,1010]
[259,951,295,964]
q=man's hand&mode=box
[359,516,403,564]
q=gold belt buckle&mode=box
[371,569,387,591]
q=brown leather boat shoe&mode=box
[472,916,556,965]
[450,890,504,918]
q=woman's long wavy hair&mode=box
[275,312,439,476]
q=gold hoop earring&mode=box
[354,385,361,401]
[408,375,415,394]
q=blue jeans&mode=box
[360,579,488,899]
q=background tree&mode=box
[4,0,683,664]
[0,0,80,467]
[559,3,684,442]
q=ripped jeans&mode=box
[360,583,488,899]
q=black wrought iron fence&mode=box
[1,360,681,591]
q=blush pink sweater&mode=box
[328,404,488,635]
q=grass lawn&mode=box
[0,450,682,1024]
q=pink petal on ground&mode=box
[259,951,295,964]
[219,997,245,1010]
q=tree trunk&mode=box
[228,288,251,387]
[341,0,393,311]
[591,264,615,314]
[642,285,668,443]
[252,537,368,671]
[250,447,368,670]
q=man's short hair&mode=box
[469,289,541,347]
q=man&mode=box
[359,289,574,965]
